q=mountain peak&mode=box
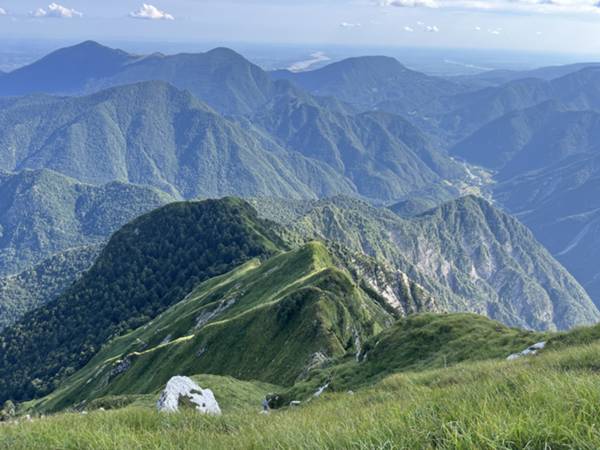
[0,41,133,96]
[205,47,246,59]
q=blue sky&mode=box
[0,1,599,55]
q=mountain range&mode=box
[0,41,282,116]
[452,101,600,305]
[271,56,466,114]
[2,196,597,406]
[0,72,467,203]
[1,40,600,424]
[252,195,598,331]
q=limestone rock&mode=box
[157,376,221,415]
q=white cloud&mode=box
[340,21,361,28]
[382,0,439,6]
[287,52,331,72]
[404,25,415,31]
[31,3,82,18]
[0,7,6,16]
[130,4,174,21]
[426,25,440,32]
[378,0,600,14]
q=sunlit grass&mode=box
[3,343,600,449]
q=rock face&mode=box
[156,376,221,415]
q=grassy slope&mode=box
[31,242,391,413]
[81,374,280,414]
[4,340,600,449]
[276,313,544,403]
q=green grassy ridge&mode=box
[274,312,545,404]
[0,198,286,404]
[4,341,600,449]
[29,242,392,413]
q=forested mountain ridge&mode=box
[0,198,285,403]
[31,242,412,412]
[251,91,465,201]
[0,79,471,203]
[0,169,172,276]
[0,245,100,331]
[0,81,356,200]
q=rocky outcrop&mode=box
[156,376,221,415]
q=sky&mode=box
[0,0,599,56]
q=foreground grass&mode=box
[3,343,600,449]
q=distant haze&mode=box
[0,0,599,59]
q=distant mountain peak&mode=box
[205,47,246,58]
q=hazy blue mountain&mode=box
[0,168,172,276]
[254,195,599,331]
[0,41,291,116]
[428,67,600,142]
[270,56,465,114]
[88,47,288,115]
[0,81,354,199]
[451,101,600,306]
[451,62,600,88]
[0,41,135,97]
[0,245,100,331]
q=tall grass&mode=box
[3,343,600,449]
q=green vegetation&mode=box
[27,242,392,413]
[69,374,279,414]
[0,81,353,200]
[253,91,464,201]
[0,198,285,403]
[272,55,465,114]
[3,339,600,449]
[0,245,100,331]
[453,101,600,307]
[277,313,544,402]
[0,169,172,276]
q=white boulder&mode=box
[157,376,221,415]
[507,341,546,361]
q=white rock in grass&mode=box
[313,382,329,397]
[157,376,221,415]
[506,341,546,361]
